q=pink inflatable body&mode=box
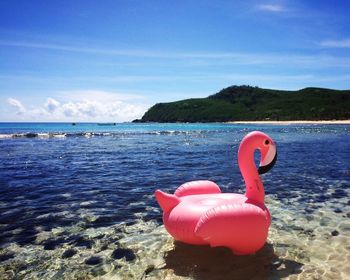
[155,131,277,255]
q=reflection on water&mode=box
[0,123,349,279]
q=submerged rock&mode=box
[144,264,155,274]
[0,253,15,262]
[73,236,94,249]
[61,248,77,259]
[332,189,347,199]
[331,230,339,236]
[43,238,65,250]
[85,256,102,265]
[111,248,136,261]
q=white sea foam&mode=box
[0,134,13,139]
[37,133,50,138]
[52,133,66,138]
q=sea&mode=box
[0,122,349,280]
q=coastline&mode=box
[227,120,350,125]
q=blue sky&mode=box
[1,0,350,121]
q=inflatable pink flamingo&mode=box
[155,131,277,255]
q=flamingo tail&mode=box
[155,190,181,213]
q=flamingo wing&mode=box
[195,203,269,255]
[175,180,221,197]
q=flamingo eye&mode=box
[264,139,270,146]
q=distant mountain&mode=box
[134,85,350,122]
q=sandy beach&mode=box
[227,120,350,125]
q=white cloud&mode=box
[55,90,148,121]
[56,99,146,121]
[45,97,60,112]
[61,102,79,117]
[320,39,350,48]
[7,98,26,114]
[256,4,285,12]
[5,91,149,122]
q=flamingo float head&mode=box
[258,135,277,175]
[238,131,277,204]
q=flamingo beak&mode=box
[258,144,277,175]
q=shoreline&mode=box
[227,120,350,125]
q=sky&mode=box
[0,0,350,122]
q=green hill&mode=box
[135,85,350,122]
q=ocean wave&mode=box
[0,130,222,139]
[0,133,67,139]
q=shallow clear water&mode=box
[0,123,349,279]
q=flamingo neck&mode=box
[238,139,265,204]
